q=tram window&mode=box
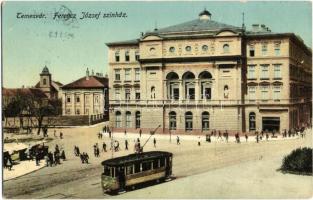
[126,165,133,175]
[153,160,158,169]
[160,158,165,167]
[104,166,110,176]
[142,161,152,171]
[112,167,116,177]
[134,163,141,173]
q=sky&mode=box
[2,1,312,88]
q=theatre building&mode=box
[106,10,312,134]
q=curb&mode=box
[3,164,46,182]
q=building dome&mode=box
[199,9,211,20]
[41,66,50,74]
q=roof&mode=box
[41,66,50,75]
[101,151,172,166]
[35,81,63,90]
[106,39,139,46]
[61,76,108,89]
[2,88,48,99]
[148,19,242,35]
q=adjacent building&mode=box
[61,69,109,120]
[106,10,312,134]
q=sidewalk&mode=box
[3,160,45,181]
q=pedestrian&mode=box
[125,139,128,150]
[225,131,229,143]
[256,134,259,143]
[54,130,56,137]
[80,153,84,164]
[103,142,107,152]
[77,146,80,156]
[137,138,141,152]
[198,136,201,146]
[45,154,49,167]
[153,137,156,147]
[35,152,40,166]
[55,144,60,154]
[60,132,63,139]
[109,130,112,138]
[104,125,107,133]
[61,150,66,160]
[218,131,222,141]
[124,130,127,136]
[96,147,100,157]
[176,136,180,145]
[48,152,54,167]
[245,133,248,142]
[139,129,142,138]
[7,155,13,170]
[85,153,89,164]
[266,133,269,141]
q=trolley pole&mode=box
[111,126,114,158]
[141,125,161,152]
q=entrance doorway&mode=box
[262,117,280,132]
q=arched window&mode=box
[151,86,156,99]
[43,78,47,85]
[202,112,210,131]
[126,111,131,128]
[185,111,193,131]
[199,71,213,100]
[135,111,141,128]
[169,111,176,130]
[166,72,179,100]
[115,51,120,62]
[223,44,230,53]
[116,111,121,128]
[224,85,229,99]
[249,112,256,131]
[182,72,195,100]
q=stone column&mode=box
[163,80,167,100]
[179,79,184,102]
[195,78,200,101]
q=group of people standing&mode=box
[74,145,89,164]
[44,144,66,167]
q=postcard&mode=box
[2,1,312,199]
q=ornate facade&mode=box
[106,10,312,134]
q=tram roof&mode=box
[101,151,172,166]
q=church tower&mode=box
[39,66,52,98]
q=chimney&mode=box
[252,24,259,32]
[86,68,90,80]
[260,24,267,32]
[105,73,108,78]
[92,69,94,76]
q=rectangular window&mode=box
[274,43,281,56]
[114,69,120,81]
[76,109,80,115]
[249,45,255,57]
[260,65,269,79]
[126,114,131,128]
[273,86,281,101]
[135,88,140,101]
[125,69,131,81]
[273,64,282,79]
[85,95,90,105]
[116,115,121,128]
[76,96,80,103]
[260,86,269,101]
[125,88,131,101]
[135,51,140,61]
[261,43,267,56]
[125,51,130,62]
[115,52,120,62]
[248,65,256,79]
[248,86,256,101]
[115,88,120,100]
[66,96,71,103]
[135,68,140,80]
